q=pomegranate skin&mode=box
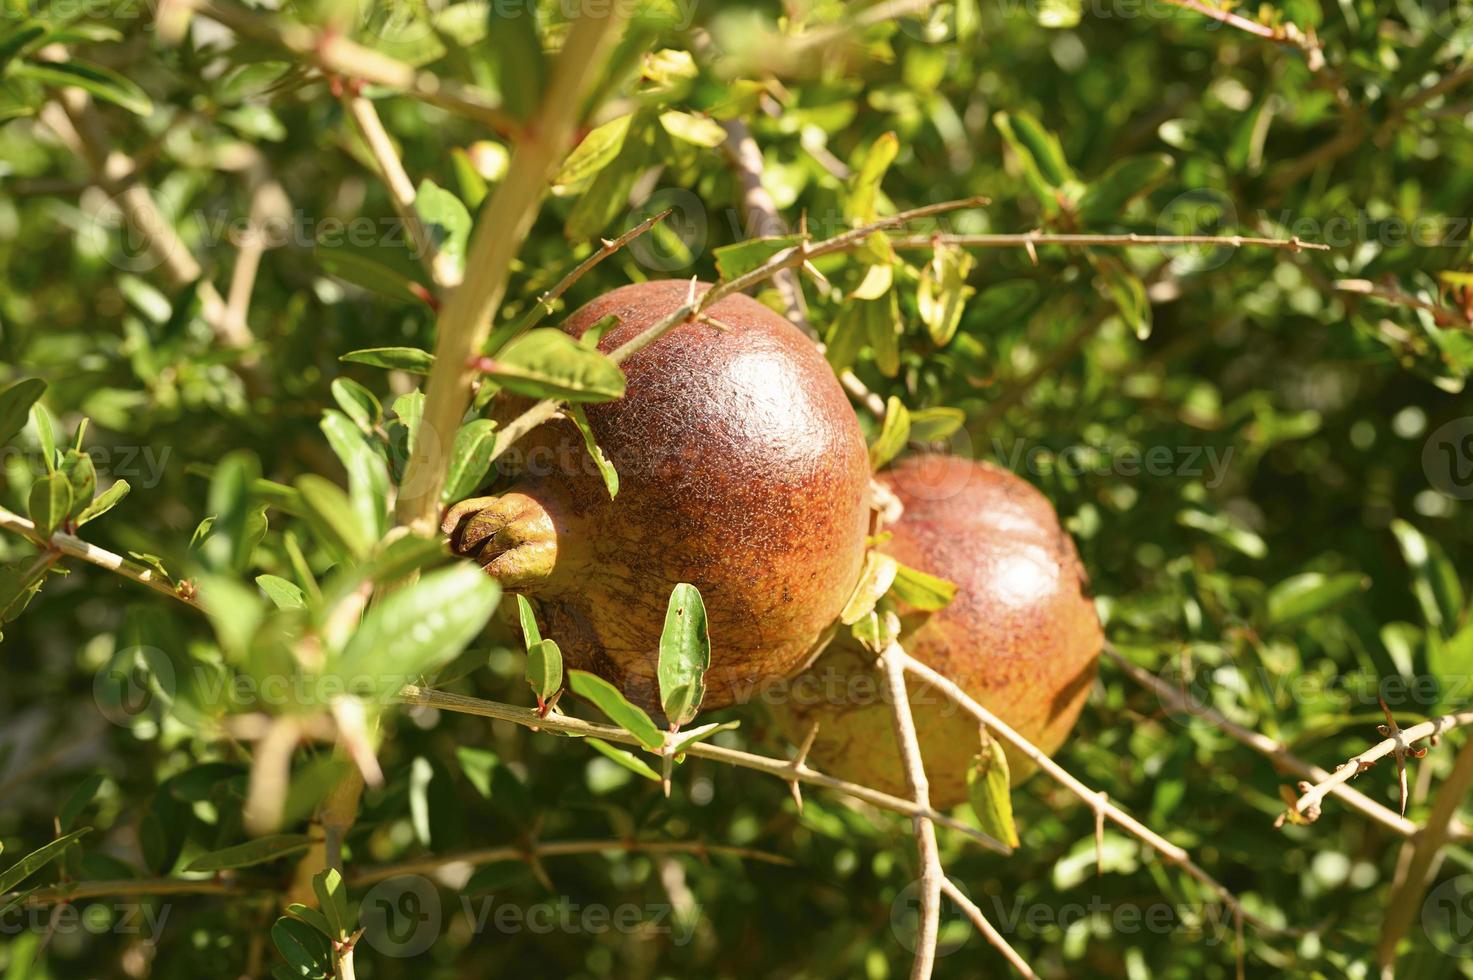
[767,454,1102,807]
[447,280,871,715]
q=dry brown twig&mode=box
[1277,703,1473,827]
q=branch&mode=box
[886,232,1329,252]
[485,196,989,464]
[941,879,1040,979]
[350,839,793,887]
[878,643,943,980]
[342,94,452,291]
[1376,735,1473,969]
[394,7,628,534]
[1103,643,1452,841]
[397,684,1010,854]
[1277,708,1473,827]
[896,650,1270,938]
[1158,0,1324,69]
[0,505,199,609]
[720,117,887,418]
[15,878,262,907]
[187,0,516,135]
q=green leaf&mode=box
[515,594,542,649]
[890,562,958,611]
[58,775,104,832]
[568,670,664,749]
[441,418,498,504]
[271,915,333,979]
[202,451,262,573]
[669,719,741,756]
[1265,572,1367,626]
[869,397,912,471]
[283,904,334,939]
[320,409,390,541]
[486,2,545,122]
[917,243,975,346]
[257,574,308,610]
[864,292,903,377]
[1035,0,1082,28]
[295,475,372,562]
[59,448,96,520]
[968,280,1039,327]
[27,472,71,538]
[481,328,627,403]
[0,559,49,622]
[908,407,966,442]
[1176,509,1267,559]
[14,60,152,116]
[1093,254,1151,339]
[657,583,710,727]
[1078,154,1173,224]
[30,401,57,473]
[1391,520,1465,638]
[553,113,633,187]
[74,479,129,527]
[847,131,898,224]
[330,378,383,433]
[312,868,349,941]
[340,346,435,374]
[1431,625,1473,699]
[0,23,48,73]
[0,378,45,446]
[568,405,618,498]
[840,551,900,625]
[414,179,471,282]
[317,248,428,306]
[336,563,500,685]
[525,638,563,704]
[993,111,1074,212]
[967,735,1019,848]
[185,834,315,872]
[713,235,804,281]
[658,110,727,147]
[0,829,90,895]
[585,737,662,781]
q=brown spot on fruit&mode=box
[767,453,1102,808]
[444,280,871,714]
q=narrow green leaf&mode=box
[340,346,435,374]
[658,110,727,147]
[585,737,662,781]
[74,479,130,527]
[869,397,912,471]
[271,915,333,979]
[847,131,898,224]
[414,179,471,282]
[0,23,48,73]
[14,59,151,116]
[967,735,1019,848]
[0,378,45,446]
[486,3,545,121]
[320,409,390,541]
[27,472,72,538]
[441,418,498,504]
[295,475,372,561]
[58,775,104,832]
[657,583,710,727]
[713,236,804,280]
[515,594,542,649]
[1265,572,1367,626]
[283,904,334,939]
[185,834,314,873]
[0,829,91,895]
[312,868,349,941]
[568,405,618,498]
[890,562,958,611]
[917,243,975,346]
[568,670,664,749]
[908,407,966,443]
[525,638,563,704]
[330,378,382,433]
[257,574,308,610]
[1078,153,1173,223]
[30,402,56,472]
[553,113,633,187]
[481,328,627,403]
[840,551,900,625]
[59,448,96,519]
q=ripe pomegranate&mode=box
[444,280,871,715]
[768,454,1101,807]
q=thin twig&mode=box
[886,232,1329,252]
[720,117,887,418]
[1277,708,1473,827]
[187,0,517,136]
[16,878,262,906]
[351,839,793,886]
[897,650,1270,938]
[941,879,1040,979]
[397,684,1010,853]
[1103,643,1450,841]
[486,197,989,464]
[1158,0,1324,69]
[878,643,943,980]
[342,94,451,290]
[0,506,199,608]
